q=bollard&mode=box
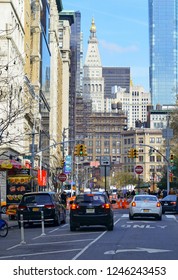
[20,214,26,245]
[41,211,46,236]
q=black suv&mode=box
[17,192,66,227]
[70,192,114,231]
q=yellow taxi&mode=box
[0,201,7,214]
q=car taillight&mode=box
[70,204,80,210]
[44,204,55,209]
[18,205,27,211]
[170,202,176,205]
[101,203,110,209]
[131,202,136,207]
[156,202,161,207]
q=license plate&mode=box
[143,209,149,212]
[86,208,95,214]
[164,203,168,205]
[32,207,39,212]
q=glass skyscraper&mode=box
[149,0,178,107]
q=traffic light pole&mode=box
[133,143,170,195]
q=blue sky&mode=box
[63,0,149,91]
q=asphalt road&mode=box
[0,209,178,260]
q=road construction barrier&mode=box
[117,199,123,209]
[66,196,76,210]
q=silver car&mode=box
[129,194,162,220]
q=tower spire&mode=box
[90,18,96,38]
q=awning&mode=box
[0,159,23,169]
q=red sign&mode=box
[135,165,143,175]
[38,170,47,186]
[58,173,67,182]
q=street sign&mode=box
[135,165,143,175]
[100,156,110,166]
[58,173,67,182]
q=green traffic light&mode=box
[79,145,84,155]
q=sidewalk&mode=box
[1,214,18,228]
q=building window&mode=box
[104,148,110,154]
[150,165,155,172]
[96,141,101,147]
[156,137,162,143]
[88,149,93,154]
[150,137,155,143]
[138,138,143,144]
[156,165,162,172]
[150,156,155,162]
[104,141,109,146]
[96,148,101,154]
[139,156,143,162]
[156,155,162,162]
[87,141,93,147]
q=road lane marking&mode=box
[32,231,103,240]
[25,239,94,246]
[72,217,121,260]
[165,215,176,219]
[0,248,82,260]
[7,244,21,251]
[122,214,129,217]
[104,247,171,255]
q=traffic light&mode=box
[60,159,65,167]
[170,154,174,162]
[133,149,138,158]
[83,144,87,156]
[79,144,84,156]
[74,144,80,156]
[127,148,134,158]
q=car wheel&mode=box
[70,223,77,231]
[107,222,114,231]
[54,213,60,226]
[129,213,134,220]
[157,215,162,221]
[1,206,6,214]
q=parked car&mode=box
[160,194,178,214]
[17,192,66,227]
[0,201,7,214]
[70,192,115,231]
[129,194,162,220]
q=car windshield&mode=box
[76,194,106,204]
[23,194,52,204]
[134,196,157,202]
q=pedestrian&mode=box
[61,191,67,206]
[131,189,135,196]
